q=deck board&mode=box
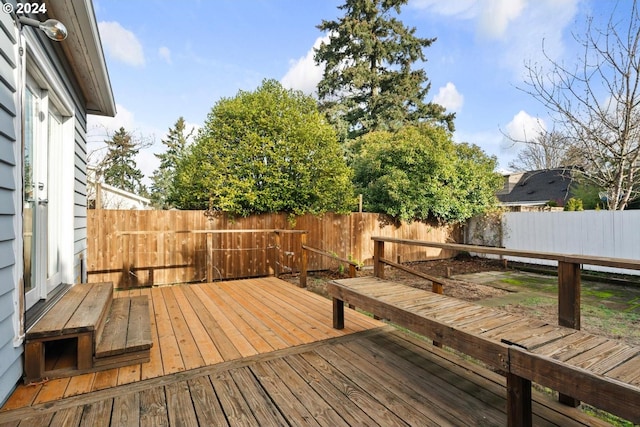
[0,278,614,426]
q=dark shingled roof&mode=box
[497,168,574,206]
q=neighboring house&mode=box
[89,181,152,210]
[0,0,115,404]
[86,166,151,210]
[497,168,575,211]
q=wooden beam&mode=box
[333,298,344,330]
[507,373,532,427]
[300,235,308,288]
[509,347,640,424]
[557,260,581,408]
[370,237,640,271]
[373,240,384,279]
[557,261,580,330]
[379,257,448,288]
[325,282,510,371]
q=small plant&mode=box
[347,254,364,269]
[564,197,584,211]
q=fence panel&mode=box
[87,210,459,288]
[501,211,640,275]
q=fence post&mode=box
[373,239,384,279]
[300,233,308,288]
[558,260,581,407]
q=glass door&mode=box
[45,107,62,292]
[23,85,37,307]
[23,78,63,309]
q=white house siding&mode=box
[0,6,23,405]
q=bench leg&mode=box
[507,373,532,427]
[333,298,344,329]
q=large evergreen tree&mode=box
[315,0,454,139]
[150,117,192,209]
[101,127,146,195]
[171,79,354,216]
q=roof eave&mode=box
[45,0,116,117]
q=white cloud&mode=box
[410,0,580,78]
[158,46,172,64]
[477,0,525,39]
[433,82,464,113]
[98,21,145,67]
[88,104,135,136]
[502,110,546,155]
[281,36,327,95]
[410,0,477,18]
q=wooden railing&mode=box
[93,229,307,288]
[373,237,640,329]
[372,236,640,407]
[88,210,460,287]
[300,240,362,288]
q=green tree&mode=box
[315,0,454,139]
[101,127,146,195]
[352,124,501,223]
[570,181,603,210]
[171,79,354,216]
[150,117,192,209]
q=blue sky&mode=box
[88,0,618,184]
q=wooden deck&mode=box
[0,278,610,426]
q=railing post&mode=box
[274,231,281,277]
[300,233,308,288]
[121,233,129,288]
[432,280,443,348]
[206,232,213,283]
[373,239,385,279]
[558,260,581,407]
[558,261,581,329]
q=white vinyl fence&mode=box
[467,210,640,276]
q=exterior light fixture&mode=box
[18,17,68,41]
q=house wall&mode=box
[0,3,91,404]
[0,5,24,406]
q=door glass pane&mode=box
[23,87,37,293]
[47,110,61,280]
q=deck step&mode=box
[23,283,152,383]
[27,282,113,341]
[95,296,152,359]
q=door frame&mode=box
[22,39,76,310]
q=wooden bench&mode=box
[327,277,640,426]
[25,283,152,382]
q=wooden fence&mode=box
[87,210,460,288]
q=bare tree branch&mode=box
[520,1,640,209]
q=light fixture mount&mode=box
[18,16,68,41]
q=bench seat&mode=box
[327,277,640,425]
